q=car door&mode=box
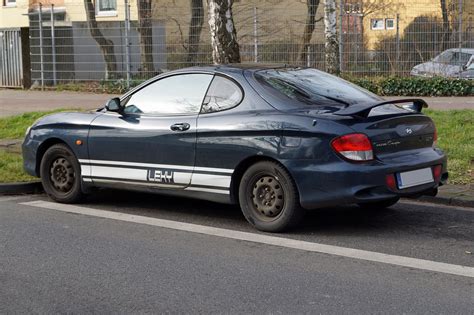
[85,73,214,189]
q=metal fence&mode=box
[0,28,27,87]
[26,0,473,87]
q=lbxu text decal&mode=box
[147,169,174,183]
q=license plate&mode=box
[396,167,434,189]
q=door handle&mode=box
[170,123,191,132]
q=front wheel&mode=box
[238,161,304,232]
[40,144,84,203]
[357,197,400,210]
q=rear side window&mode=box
[255,68,379,106]
[201,76,243,113]
[124,74,213,115]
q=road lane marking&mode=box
[21,200,474,279]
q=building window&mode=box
[3,0,16,7]
[386,18,395,30]
[96,0,117,16]
[370,19,385,30]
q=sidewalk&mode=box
[0,90,118,117]
[0,89,473,117]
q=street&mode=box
[1,191,473,313]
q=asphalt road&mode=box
[1,192,473,313]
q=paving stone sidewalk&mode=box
[1,89,473,117]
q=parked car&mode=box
[23,65,448,232]
[410,48,474,78]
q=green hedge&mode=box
[344,76,473,96]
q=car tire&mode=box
[357,197,400,210]
[40,143,84,203]
[238,161,304,232]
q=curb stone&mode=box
[415,195,474,208]
[0,181,43,195]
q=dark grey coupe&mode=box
[23,64,448,232]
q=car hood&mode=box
[412,62,461,76]
[32,111,100,128]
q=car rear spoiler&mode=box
[334,98,428,118]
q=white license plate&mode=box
[396,167,434,189]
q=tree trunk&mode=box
[84,0,117,79]
[298,0,321,65]
[324,0,339,74]
[137,0,155,74]
[187,0,204,65]
[207,0,240,64]
[440,0,450,49]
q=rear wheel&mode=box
[40,144,84,203]
[357,197,400,210]
[238,161,304,232]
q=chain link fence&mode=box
[26,0,473,87]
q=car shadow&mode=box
[83,189,473,240]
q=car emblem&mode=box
[405,128,413,135]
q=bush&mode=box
[344,75,473,96]
[99,79,146,94]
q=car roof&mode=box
[442,48,474,54]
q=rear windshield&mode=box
[255,68,380,106]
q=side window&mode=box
[124,74,213,115]
[435,51,454,64]
[201,76,243,114]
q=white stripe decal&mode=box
[84,178,228,194]
[80,165,91,177]
[78,159,234,174]
[92,166,148,182]
[191,173,231,188]
[90,178,180,188]
[88,165,190,185]
[185,187,229,195]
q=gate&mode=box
[0,28,30,88]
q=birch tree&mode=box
[84,0,117,79]
[137,0,155,74]
[298,0,321,64]
[324,0,339,74]
[187,0,204,65]
[207,0,241,64]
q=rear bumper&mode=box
[282,148,447,210]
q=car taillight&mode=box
[385,174,397,190]
[432,164,442,182]
[433,127,438,147]
[331,133,374,161]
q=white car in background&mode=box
[410,48,474,78]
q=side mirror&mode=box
[105,97,123,113]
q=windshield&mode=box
[255,68,380,106]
